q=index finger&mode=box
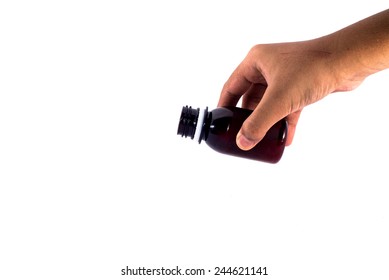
[217,56,265,107]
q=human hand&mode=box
[218,39,347,149]
[218,9,389,150]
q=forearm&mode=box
[325,9,389,90]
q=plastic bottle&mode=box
[177,106,288,163]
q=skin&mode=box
[218,9,389,150]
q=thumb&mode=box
[236,87,291,150]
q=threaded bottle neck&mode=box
[177,106,199,139]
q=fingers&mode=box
[242,83,267,110]
[217,67,251,108]
[218,54,265,108]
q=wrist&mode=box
[311,33,377,93]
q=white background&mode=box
[1,1,388,279]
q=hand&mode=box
[218,39,349,149]
[218,9,389,150]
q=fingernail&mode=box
[237,132,255,150]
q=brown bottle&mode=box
[177,106,288,163]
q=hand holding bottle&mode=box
[218,9,389,150]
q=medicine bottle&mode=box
[177,106,288,163]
